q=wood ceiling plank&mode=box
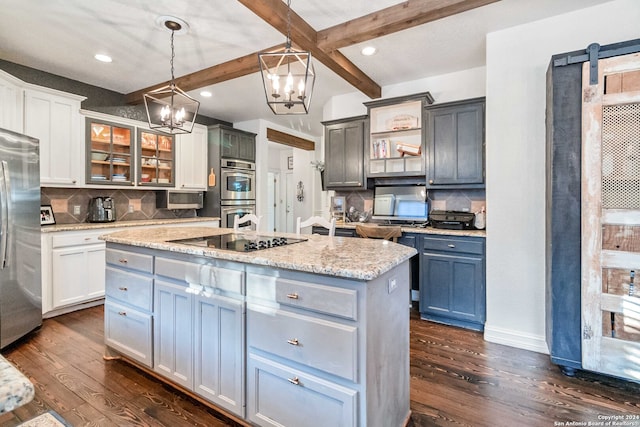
[317,0,501,51]
[267,127,315,151]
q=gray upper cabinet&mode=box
[426,98,485,188]
[322,116,367,189]
[217,124,256,162]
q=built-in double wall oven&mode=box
[220,158,256,229]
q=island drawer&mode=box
[248,307,357,382]
[247,353,357,427]
[105,267,153,312]
[422,236,485,255]
[155,257,244,295]
[106,248,153,273]
[247,274,357,320]
[104,300,153,368]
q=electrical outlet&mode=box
[128,205,134,213]
[388,277,397,294]
[73,205,80,215]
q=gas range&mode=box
[169,233,308,252]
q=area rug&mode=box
[17,410,72,427]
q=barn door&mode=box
[582,52,640,381]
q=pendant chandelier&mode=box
[144,18,199,134]
[258,0,315,115]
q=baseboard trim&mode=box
[483,324,550,354]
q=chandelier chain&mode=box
[285,0,292,50]
[169,30,176,85]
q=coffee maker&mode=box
[87,197,116,223]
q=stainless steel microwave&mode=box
[156,190,204,209]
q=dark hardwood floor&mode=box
[0,305,638,426]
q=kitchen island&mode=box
[100,226,416,427]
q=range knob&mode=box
[258,240,267,249]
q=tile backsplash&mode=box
[335,188,486,219]
[41,188,196,224]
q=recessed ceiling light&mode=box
[361,46,377,56]
[94,53,112,63]
[200,91,212,98]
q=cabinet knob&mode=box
[84,237,91,241]
[118,311,127,316]
[287,376,300,385]
[118,287,128,291]
[72,180,77,184]
[118,258,128,264]
[447,244,456,248]
[286,293,299,300]
[287,338,300,346]
[429,179,434,184]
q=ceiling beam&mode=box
[125,44,284,105]
[127,0,497,104]
[267,128,315,151]
[317,0,501,51]
[237,0,381,99]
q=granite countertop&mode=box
[41,217,220,233]
[100,226,417,281]
[335,222,486,238]
[0,354,34,414]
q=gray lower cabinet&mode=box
[104,249,154,368]
[420,235,486,331]
[426,98,485,188]
[154,279,194,389]
[246,265,410,427]
[105,243,410,426]
[193,292,245,415]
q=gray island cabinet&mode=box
[101,226,416,427]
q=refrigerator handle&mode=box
[0,160,9,269]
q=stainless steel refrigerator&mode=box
[0,127,41,349]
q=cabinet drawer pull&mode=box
[84,237,91,241]
[286,293,299,300]
[118,311,127,316]
[287,376,300,385]
[118,258,128,264]
[118,287,128,291]
[287,338,299,346]
[447,244,456,248]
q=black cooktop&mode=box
[169,233,308,252]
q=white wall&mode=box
[322,67,486,122]
[234,118,320,232]
[485,0,640,352]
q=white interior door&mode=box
[581,51,640,381]
[266,172,278,232]
[285,172,294,233]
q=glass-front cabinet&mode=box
[86,119,134,185]
[364,92,433,177]
[137,129,174,186]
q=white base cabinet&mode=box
[47,230,107,312]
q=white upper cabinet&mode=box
[0,70,24,133]
[175,123,208,190]
[24,86,85,186]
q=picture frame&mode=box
[288,156,293,170]
[331,196,346,213]
[40,205,56,225]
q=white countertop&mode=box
[100,226,417,281]
[40,217,220,233]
